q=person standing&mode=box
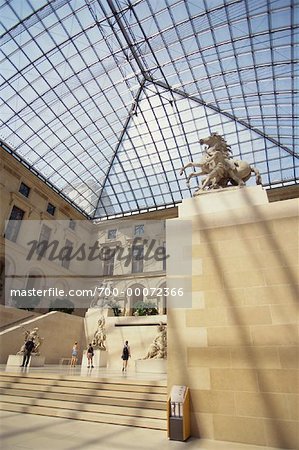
[20,338,35,367]
[70,342,78,367]
[87,343,94,368]
[121,340,131,372]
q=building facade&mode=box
[1,144,167,316]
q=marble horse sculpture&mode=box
[180,132,262,195]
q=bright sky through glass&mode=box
[0,0,298,218]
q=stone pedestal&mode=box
[167,186,299,448]
[180,185,268,216]
[6,354,45,367]
[135,359,167,374]
[81,349,107,368]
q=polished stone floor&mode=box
[0,411,288,450]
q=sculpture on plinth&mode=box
[92,316,106,350]
[180,132,262,195]
[143,322,167,359]
[17,326,44,356]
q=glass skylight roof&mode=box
[1,0,298,219]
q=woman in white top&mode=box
[70,342,78,367]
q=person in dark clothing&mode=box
[87,343,94,368]
[20,338,35,367]
[121,340,131,372]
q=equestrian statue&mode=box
[180,132,262,196]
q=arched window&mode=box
[48,280,74,314]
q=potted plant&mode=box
[133,301,158,316]
[106,298,122,316]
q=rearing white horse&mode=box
[180,133,261,193]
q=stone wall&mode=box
[0,310,85,364]
[0,305,40,329]
[167,186,298,449]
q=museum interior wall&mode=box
[0,304,40,329]
[167,186,298,449]
[0,310,84,364]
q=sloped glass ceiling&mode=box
[0,0,298,219]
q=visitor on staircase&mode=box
[87,343,94,368]
[121,340,131,372]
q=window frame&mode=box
[19,182,31,198]
[102,247,115,276]
[5,205,25,243]
[61,238,73,270]
[132,244,144,273]
[47,203,56,216]
[134,224,144,236]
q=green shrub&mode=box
[133,301,158,316]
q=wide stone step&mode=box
[0,373,167,430]
[0,387,165,410]
[0,375,166,394]
[0,381,166,402]
[0,394,166,420]
[0,401,167,430]
[0,372,167,393]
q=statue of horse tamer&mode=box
[180,133,262,195]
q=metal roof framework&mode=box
[0,0,298,219]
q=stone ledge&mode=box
[6,354,45,367]
[135,359,167,373]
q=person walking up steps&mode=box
[87,343,94,368]
[121,340,131,372]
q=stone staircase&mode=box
[0,372,167,430]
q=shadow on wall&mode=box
[0,310,85,364]
[168,188,298,448]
